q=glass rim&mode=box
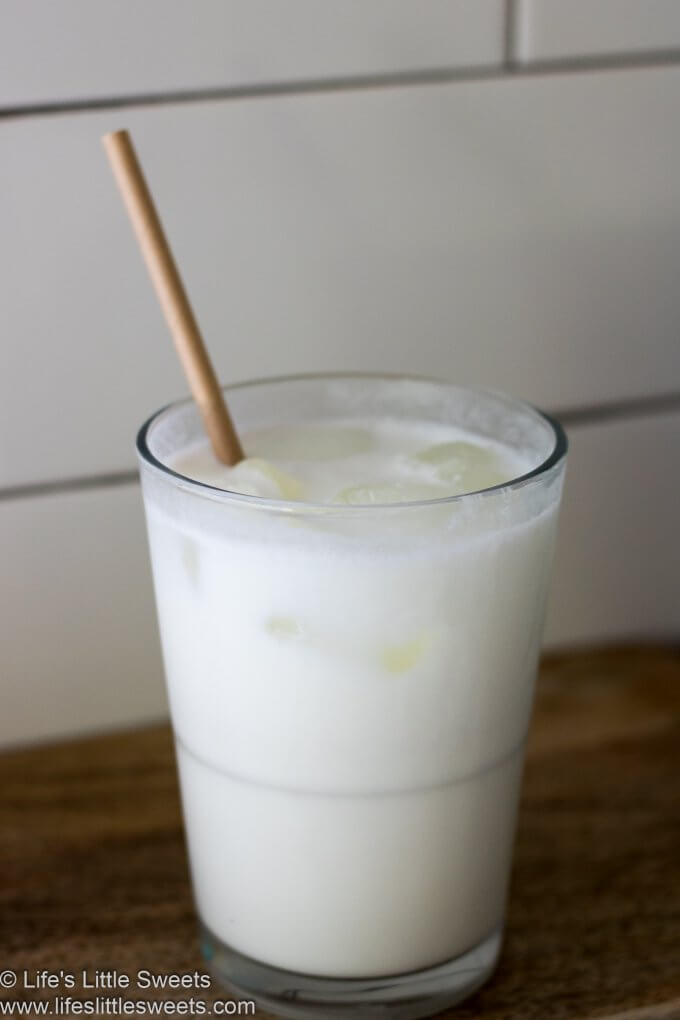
[136,371,568,513]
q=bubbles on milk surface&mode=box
[336,482,445,505]
[170,419,523,504]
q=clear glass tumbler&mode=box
[136,375,567,1019]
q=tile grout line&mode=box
[0,470,140,503]
[503,0,520,70]
[1,392,679,504]
[553,391,680,427]
[2,48,680,121]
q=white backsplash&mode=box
[1,1,678,745]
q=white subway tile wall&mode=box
[0,0,504,106]
[0,486,165,748]
[1,2,679,745]
[543,410,680,648]
[514,0,680,63]
[4,68,680,488]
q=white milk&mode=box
[143,417,561,978]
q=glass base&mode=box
[199,923,501,1020]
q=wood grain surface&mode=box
[1,647,678,1019]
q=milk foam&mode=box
[169,418,531,504]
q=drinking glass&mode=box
[136,374,567,1019]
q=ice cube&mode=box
[247,425,372,461]
[380,634,428,673]
[415,441,508,494]
[416,441,479,466]
[334,481,445,505]
[180,536,200,589]
[266,616,305,641]
[227,458,303,499]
